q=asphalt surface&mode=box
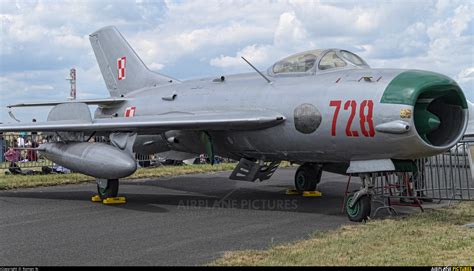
[0,169,387,265]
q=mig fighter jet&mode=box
[1,26,469,221]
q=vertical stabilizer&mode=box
[89,26,178,97]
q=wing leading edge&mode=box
[7,98,127,108]
[0,110,286,132]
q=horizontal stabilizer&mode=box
[7,98,126,108]
[0,110,286,133]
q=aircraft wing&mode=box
[7,98,127,108]
[0,110,286,132]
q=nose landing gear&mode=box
[344,174,374,222]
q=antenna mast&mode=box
[241,57,272,84]
[66,68,76,100]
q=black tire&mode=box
[345,193,371,222]
[97,179,119,200]
[294,164,321,192]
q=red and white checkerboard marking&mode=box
[124,106,136,117]
[117,56,126,80]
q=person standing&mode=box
[0,132,4,163]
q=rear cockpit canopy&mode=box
[268,49,369,76]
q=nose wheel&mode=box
[344,174,374,222]
[96,179,119,200]
[294,163,322,192]
[345,192,371,222]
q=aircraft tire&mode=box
[97,179,119,200]
[345,193,371,222]
[294,164,319,191]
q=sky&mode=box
[0,0,473,123]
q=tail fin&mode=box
[89,26,178,97]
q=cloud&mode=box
[0,0,473,121]
[456,67,474,83]
[210,44,271,68]
[209,11,314,70]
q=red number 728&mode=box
[329,100,375,137]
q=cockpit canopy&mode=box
[269,49,369,76]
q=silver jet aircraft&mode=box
[1,26,469,221]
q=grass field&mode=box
[212,201,474,266]
[0,163,237,190]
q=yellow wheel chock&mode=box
[91,195,127,204]
[286,189,323,197]
[286,189,302,195]
[102,197,127,205]
[303,191,323,197]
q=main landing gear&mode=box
[97,179,119,199]
[344,174,373,222]
[93,179,126,204]
[294,163,323,192]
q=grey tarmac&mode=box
[0,168,404,266]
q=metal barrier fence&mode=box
[372,137,474,203]
[0,133,218,171]
[1,133,53,169]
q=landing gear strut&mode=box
[345,174,373,222]
[96,179,119,200]
[294,163,322,192]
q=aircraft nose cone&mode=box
[413,102,441,143]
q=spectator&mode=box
[4,147,20,163]
[0,132,4,163]
[31,119,38,141]
[17,135,25,148]
[26,137,38,162]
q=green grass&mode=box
[0,163,237,190]
[1,159,53,169]
[0,161,295,190]
[212,202,474,266]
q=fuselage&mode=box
[94,67,468,164]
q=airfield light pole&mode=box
[66,68,76,100]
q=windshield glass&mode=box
[340,50,367,66]
[318,51,347,70]
[272,50,323,74]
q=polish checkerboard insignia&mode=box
[124,106,136,117]
[117,56,126,80]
